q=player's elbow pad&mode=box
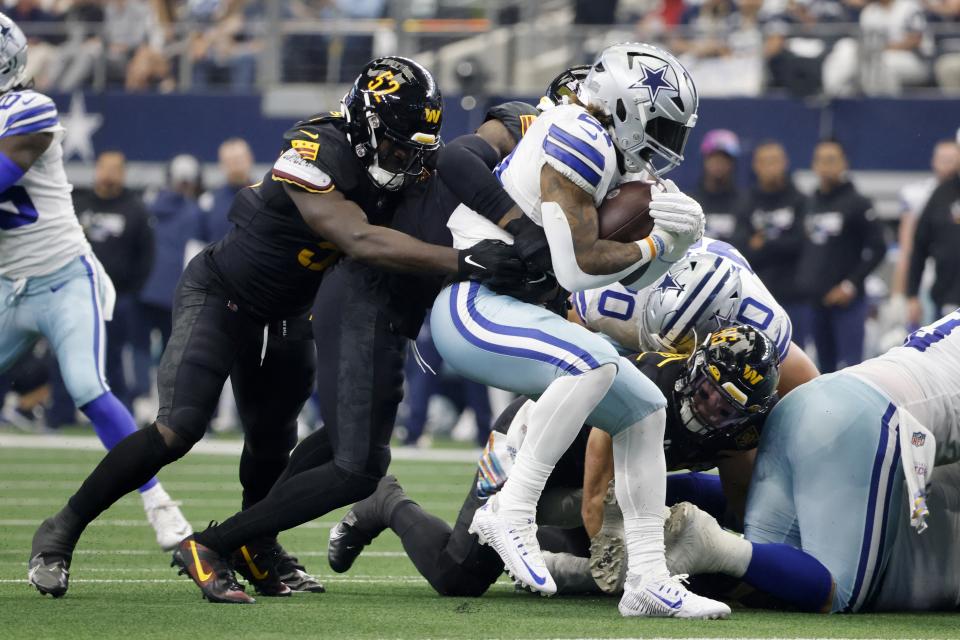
[540,201,663,293]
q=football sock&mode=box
[139,484,173,509]
[742,542,834,612]
[81,392,158,492]
[238,445,291,510]
[194,460,378,555]
[666,472,727,520]
[614,409,669,581]
[496,364,616,519]
[67,423,182,528]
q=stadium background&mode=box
[1,2,960,636]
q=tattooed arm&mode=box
[539,164,679,291]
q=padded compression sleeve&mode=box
[436,134,517,224]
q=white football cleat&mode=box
[665,501,745,576]
[469,494,557,595]
[145,500,193,551]
[618,573,731,619]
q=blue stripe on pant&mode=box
[745,373,903,612]
[430,282,665,435]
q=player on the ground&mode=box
[0,15,191,569]
[28,56,522,602]
[666,310,960,612]
[328,326,780,598]
[429,42,733,618]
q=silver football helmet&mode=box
[638,255,741,354]
[0,14,27,94]
[579,42,698,176]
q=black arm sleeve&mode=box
[436,134,517,225]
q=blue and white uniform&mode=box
[433,104,666,434]
[0,89,115,406]
[574,237,793,360]
[745,311,960,612]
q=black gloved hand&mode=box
[505,215,553,274]
[457,239,524,282]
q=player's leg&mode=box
[189,261,407,569]
[431,281,622,594]
[225,319,321,595]
[30,260,244,597]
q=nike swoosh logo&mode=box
[579,125,598,140]
[50,283,66,293]
[519,555,548,586]
[189,540,214,582]
[647,588,682,609]
[22,96,36,106]
[239,545,269,580]
[299,129,319,140]
[463,255,486,270]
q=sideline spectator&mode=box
[695,129,745,244]
[823,0,930,95]
[907,142,960,325]
[11,0,64,89]
[76,151,154,410]
[735,140,808,330]
[138,154,205,359]
[895,140,960,326]
[928,0,960,91]
[199,137,254,243]
[793,140,886,372]
[188,0,263,92]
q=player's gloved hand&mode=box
[457,239,524,282]
[649,179,704,241]
[476,431,515,498]
[504,214,553,275]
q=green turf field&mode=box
[1,440,956,639]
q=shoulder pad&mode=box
[0,90,60,139]
[541,106,616,197]
[484,101,539,143]
[277,116,361,193]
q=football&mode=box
[598,180,654,242]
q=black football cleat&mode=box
[172,536,255,604]
[251,538,325,593]
[231,541,292,597]
[327,509,374,574]
[28,514,81,598]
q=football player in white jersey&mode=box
[666,310,960,612]
[431,43,731,618]
[0,15,191,588]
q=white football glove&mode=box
[649,179,705,240]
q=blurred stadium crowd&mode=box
[5,0,960,95]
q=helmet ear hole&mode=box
[615,99,627,122]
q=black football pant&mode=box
[66,257,314,527]
[377,397,591,597]
[193,260,408,554]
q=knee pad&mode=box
[149,422,191,463]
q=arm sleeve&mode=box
[847,201,887,291]
[907,200,933,297]
[436,134,518,225]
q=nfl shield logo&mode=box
[912,431,927,447]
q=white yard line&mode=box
[0,433,480,463]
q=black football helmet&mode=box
[675,325,780,442]
[542,65,591,109]
[342,56,443,191]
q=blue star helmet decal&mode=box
[654,269,685,301]
[629,63,677,104]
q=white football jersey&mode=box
[447,103,620,250]
[0,90,89,280]
[847,310,960,465]
[575,237,793,360]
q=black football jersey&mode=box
[633,351,762,471]
[205,112,401,321]
[483,101,539,145]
